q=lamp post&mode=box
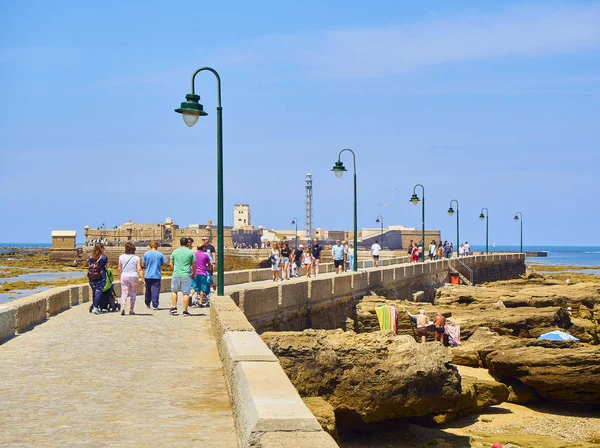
[479,207,489,254]
[375,215,384,249]
[447,199,460,257]
[175,66,224,296]
[291,218,298,249]
[331,148,357,272]
[409,184,425,262]
[514,212,523,253]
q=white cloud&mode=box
[219,3,600,79]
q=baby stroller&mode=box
[89,267,121,313]
[191,274,213,308]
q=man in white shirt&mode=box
[464,241,471,256]
[371,240,382,267]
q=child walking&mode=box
[303,247,314,278]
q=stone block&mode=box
[0,306,15,343]
[367,269,382,289]
[422,263,431,275]
[414,263,424,276]
[405,264,415,276]
[231,291,241,306]
[381,259,391,266]
[79,284,90,303]
[333,275,352,296]
[250,269,272,282]
[68,285,81,306]
[225,271,251,285]
[394,266,406,281]
[11,294,47,333]
[46,288,71,317]
[309,278,333,303]
[363,260,374,269]
[242,286,279,320]
[280,282,309,310]
[320,263,332,274]
[258,431,338,448]
[212,309,255,337]
[352,272,368,291]
[382,267,394,285]
[222,331,278,377]
[232,361,322,445]
[161,277,171,293]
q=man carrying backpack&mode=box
[88,243,108,315]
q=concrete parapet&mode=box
[394,266,406,281]
[221,331,278,378]
[280,282,309,311]
[363,260,374,269]
[367,269,382,289]
[422,263,431,275]
[257,429,338,447]
[10,294,47,333]
[225,271,251,285]
[250,270,272,282]
[46,288,71,317]
[211,296,255,337]
[382,267,394,285]
[333,275,353,296]
[308,278,333,303]
[232,361,322,446]
[67,285,80,306]
[242,286,279,320]
[405,264,415,276]
[352,272,368,291]
[161,277,171,293]
[79,284,90,303]
[0,306,15,344]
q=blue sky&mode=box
[1,1,599,245]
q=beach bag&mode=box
[87,257,103,281]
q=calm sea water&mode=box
[470,245,600,267]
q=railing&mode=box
[455,257,474,285]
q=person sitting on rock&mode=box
[407,309,428,343]
[434,312,446,344]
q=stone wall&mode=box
[235,254,525,333]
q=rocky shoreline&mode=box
[261,266,600,447]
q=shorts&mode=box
[373,255,379,259]
[313,258,320,265]
[334,260,344,268]
[417,327,428,336]
[435,327,445,334]
[191,275,210,295]
[281,257,289,264]
[171,277,192,295]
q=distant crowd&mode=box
[407,240,472,262]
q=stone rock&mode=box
[503,379,539,404]
[483,342,600,405]
[302,397,340,444]
[262,329,463,425]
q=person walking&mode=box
[348,242,354,271]
[169,237,196,316]
[370,240,382,267]
[88,243,108,315]
[191,245,211,307]
[429,240,437,261]
[436,243,444,260]
[280,240,292,280]
[434,312,446,344]
[310,238,323,277]
[342,240,349,271]
[118,242,144,316]
[142,240,166,310]
[292,244,304,277]
[463,241,471,256]
[270,241,281,282]
[303,246,314,278]
[332,239,345,274]
[411,244,420,263]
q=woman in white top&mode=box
[270,242,281,282]
[118,242,144,315]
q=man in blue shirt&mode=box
[142,240,167,310]
[332,239,345,274]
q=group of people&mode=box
[87,236,216,317]
[406,309,447,344]
[269,237,357,280]
[406,240,472,262]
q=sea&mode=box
[469,245,600,268]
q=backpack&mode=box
[88,256,104,281]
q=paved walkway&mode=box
[0,292,236,447]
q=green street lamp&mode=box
[331,149,357,271]
[479,207,489,254]
[514,212,523,253]
[291,218,298,249]
[375,215,384,249]
[447,199,460,257]
[409,184,425,262]
[175,66,225,296]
